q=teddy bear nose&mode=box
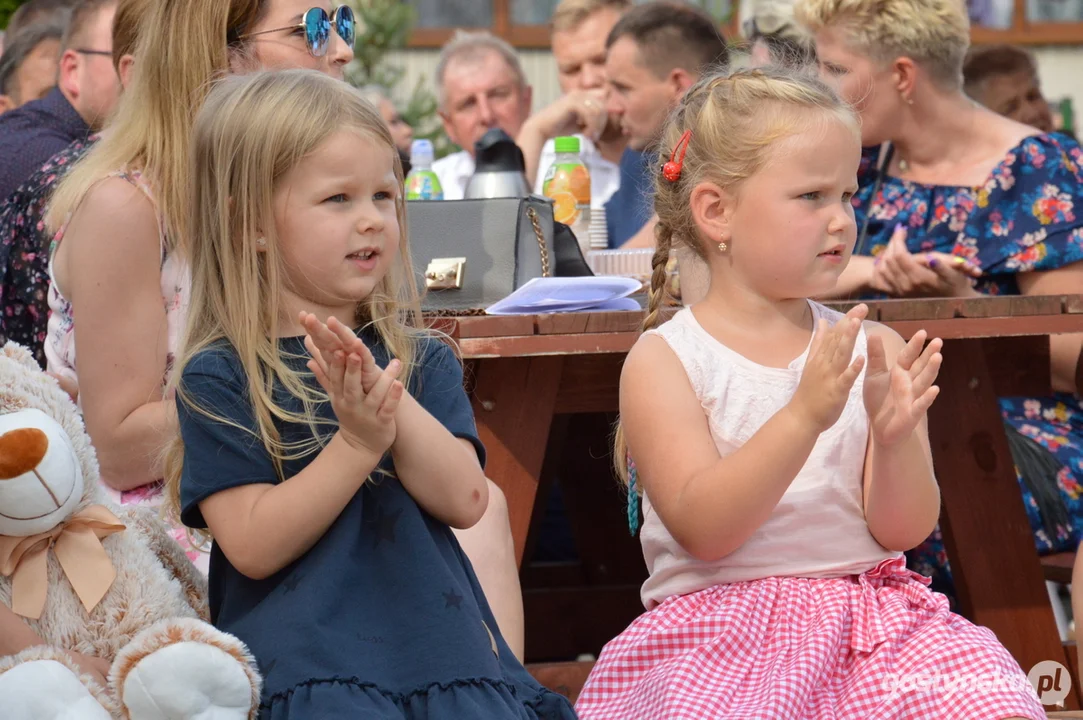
[0,428,49,480]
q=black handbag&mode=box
[407,195,591,314]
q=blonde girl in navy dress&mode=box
[162,69,577,720]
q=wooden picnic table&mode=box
[435,294,1083,710]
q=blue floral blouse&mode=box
[855,134,1083,295]
[853,134,1083,594]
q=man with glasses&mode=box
[432,31,534,200]
[0,0,119,202]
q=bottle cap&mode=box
[554,136,581,154]
[410,139,435,165]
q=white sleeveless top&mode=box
[638,301,900,609]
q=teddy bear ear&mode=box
[1,343,42,372]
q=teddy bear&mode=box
[0,342,262,720]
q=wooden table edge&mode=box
[458,313,1083,359]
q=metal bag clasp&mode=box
[425,257,466,290]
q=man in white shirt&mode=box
[433,31,533,200]
[519,0,631,208]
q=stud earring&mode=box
[255,236,266,247]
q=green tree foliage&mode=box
[1,0,32,31]
[345,0,451,157]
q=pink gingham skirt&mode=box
[575,557,1045,719]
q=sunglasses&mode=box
[243,6,355,58]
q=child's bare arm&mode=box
[194,347,403,581]
[301,314,487,530]
[860,322,942,551]
[390,394,488,529]
[199,433,384,580]
[622,308,866,562]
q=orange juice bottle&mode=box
[542,136,591,254]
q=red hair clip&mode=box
[662,130,693,182]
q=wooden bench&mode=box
[527,661,596,705]
[1043,553,1076,586]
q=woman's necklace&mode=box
[897,154,909,173]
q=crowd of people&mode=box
[0,0,1080,717]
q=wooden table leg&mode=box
[470,356,565,567]
[929,338,1079,710]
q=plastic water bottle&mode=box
[405,139,443,200]
[542,136,591,254]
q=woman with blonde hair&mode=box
[42,0,355,574]
[42,0,529,662]
[798,0,1083,599]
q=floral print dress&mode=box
[853,134,1083,600]
[0,138,93,367]
[45,169,207,573]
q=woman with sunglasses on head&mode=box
[40,0,356,575]
[239,2,355,72]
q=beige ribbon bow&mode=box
[0,505,126,619]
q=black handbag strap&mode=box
[854,142,895,259]
[526,206,552,279]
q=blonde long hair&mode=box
[162,69,424,522]
[45,0,267,247]
[614,66,858,485]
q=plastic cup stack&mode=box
[586,248,654,278]
[589,204,608,250]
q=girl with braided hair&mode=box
[575,66,1044,719]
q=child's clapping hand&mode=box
[791,304,868,433]
[863,329,942,447]
[301,312,403,456]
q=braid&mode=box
[613,423,630,485]
[612,224,673,489]
[642,221,674,332]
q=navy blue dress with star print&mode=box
[177,330,577,719]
